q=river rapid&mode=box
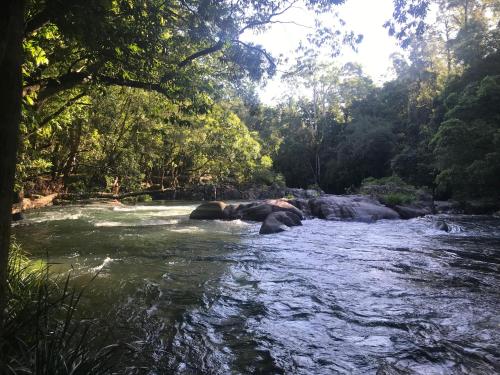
[12,202,500,374]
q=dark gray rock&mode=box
[434,220,450,232]
[265,199,304,219]
[239,204,273,221]
[239,199,304,222]
[259,211,302,235]
[223,204,242,220]
[189,201,227,220]
[308,195,400,222]
[287,198,312,217]
[12,212,24,221]
[393,205,432,219]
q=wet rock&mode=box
[266,199,304,219]
[393,205,432,219]
[308,195,400,222]
[239,203,273,221]
[239,199,304,222]
[434,200,461,214]
[287,198,312,217]
[222,204,242,220]
[259,211,302,235]
[434,220,450,232]
[12,212,24,221]
[189,201,227,220]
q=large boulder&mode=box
[239,203,273,221]
[222,204,243,220]
[259,211,302,235]
[287,198,312,217]
[239,199,304,222]
[308,195,400,222]
[266,199,303,218]
[189,201,227,220]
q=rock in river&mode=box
[309,195,400,222]
[239,199,304,222]
[259,211,302,235]
[434,220,450,232]
[392,205,432,219]
[189,201,227,220]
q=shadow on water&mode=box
[12,205,500,374]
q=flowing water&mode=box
[12,202,500,374]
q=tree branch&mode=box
[177,40,225,68]
[24,71,91,102]
[232,40,276,70]
[95,75,171,96]
[238,0,299,35]
[38,92,87,127]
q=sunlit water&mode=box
[12,202,500,374]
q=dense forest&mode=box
[12,0,500,204]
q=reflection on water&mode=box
[12,203,500,374]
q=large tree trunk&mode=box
[0,0,24,322]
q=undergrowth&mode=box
[0,241,126,374]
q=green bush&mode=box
[0,241,124,373]
[136,194,153,203]
[380,192,415,206]
[359,176,424,205]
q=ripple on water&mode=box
[11,204,500,374]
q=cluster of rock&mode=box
[189,194,434,235]
[189,199,304,234]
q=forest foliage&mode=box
[17,0,500,202]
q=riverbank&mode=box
[11,184,500,222]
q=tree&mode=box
[0,0,24,323]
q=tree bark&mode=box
[0,0,24,323]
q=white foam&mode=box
[140,219,180,226]
[89,257,114,273]
[170,227,206,233]
[113,205,195,212]
[214,219,251,227]
[29,212,83,223]
[94,221,123,227]
[146,304,159,317]
[94,219,180,227]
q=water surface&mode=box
[12,202,500,374]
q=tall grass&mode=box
[0,241,125,374]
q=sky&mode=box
[242,0,403,104]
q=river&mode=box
[11,202,500,374]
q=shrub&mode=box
[136,194,153,203]
[380,192,415,206]
[0,241,124,374]
[359,176,428,205]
